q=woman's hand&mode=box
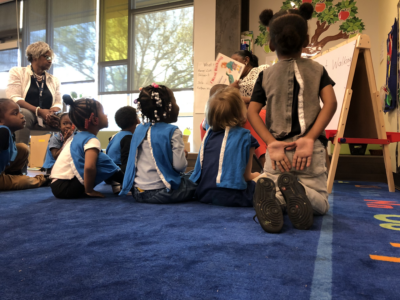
[268,141,296,172]
[49,107,61,114]
[292,137,314,170]
[46,114,60,128]
[86,190,105,198]
[230,80,240,89]
[38,108,51,120]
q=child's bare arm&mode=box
[248,102,276,145]
[50,147,62,160]
[305,85,337,141]
[243,147,259,181]
[248,102,295,172]
[293,85,337,170]
[84,148,104,197]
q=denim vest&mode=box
[0,125,17,174]
[262,58,325,140]
[106,131,132,165]
[120,122,181,196]
[70,131,119,185]
[190,126,251,190]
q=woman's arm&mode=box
[50,77,62,112]
[243,147,259,181]
[84,148,104,197]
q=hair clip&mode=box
[133,98,138,104]
[168,103,172,112]
[163,112,167,117]
[139,87,143,91]
[152,83,159,89]
[154,110,158,118]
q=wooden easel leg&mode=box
[327,141,340,194]
[382,144,396,192]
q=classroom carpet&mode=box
[1,180,399,300]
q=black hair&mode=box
[0,98,14,119]
[136,84,174,124]
[233,50,259,67]
[115,106,138,130]
[259,3,313,55]
[59,112,70,123]
[63,96,99,130]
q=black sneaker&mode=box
[253,177,284,233]
[277,173,313,230]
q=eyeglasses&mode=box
[42,55,52,61]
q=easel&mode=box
[314,34,397,193]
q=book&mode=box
[210,53,245,85]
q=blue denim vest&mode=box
[106,131,132,165]
[0,125,17,173]
[120,122,181,196]
[190,126,251,190]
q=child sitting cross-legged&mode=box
[0,98,48,190]
[50,96,124,199]
[119,83,197,204]
[105,106,139,193]
[190,86,260,207]
[247,3,337,233]
[42,113,74,174]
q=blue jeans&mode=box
[132,175,197,204]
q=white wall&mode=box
[192,0,216,152]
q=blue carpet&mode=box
[0,181,399,299]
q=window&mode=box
[52,0,97,83]
[99,0,193,93]
[23,0,97,85]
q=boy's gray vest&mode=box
[261,58,326,140]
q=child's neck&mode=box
[84,125,100,136]
[277,50,303,61]
[122,124,137,134]
[0,122,16,134]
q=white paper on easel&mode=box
[314,40,357,130]
[194,62,215,113]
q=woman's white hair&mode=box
[25,41,54,63]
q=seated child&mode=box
[50,97,124,199]
[0,98,48,190]
[106,106,139,193]
[247,3,337,233]
[119,83,196,204]
[190,87,260,207]
[42,113,74,173]
[200,84,267,167]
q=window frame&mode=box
[22,0,97,85]
[98,0,194,95]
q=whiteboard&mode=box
[314,40,357,130]
[194,61,215,113]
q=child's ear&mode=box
[269,40,275,52]
[92,116,99,126]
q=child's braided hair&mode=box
[63,95,98,130]
[134,83,173,124]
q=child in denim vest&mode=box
[247,3,337,233]
[120,84,196,204]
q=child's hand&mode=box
[63,128,73,141]
[293,137,314,170]
[268,141,296,172]
[86,190,105,198]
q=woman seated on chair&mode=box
[6,41,62,146]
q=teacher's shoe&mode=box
[277,173,313,230]
[253,177,284,233]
